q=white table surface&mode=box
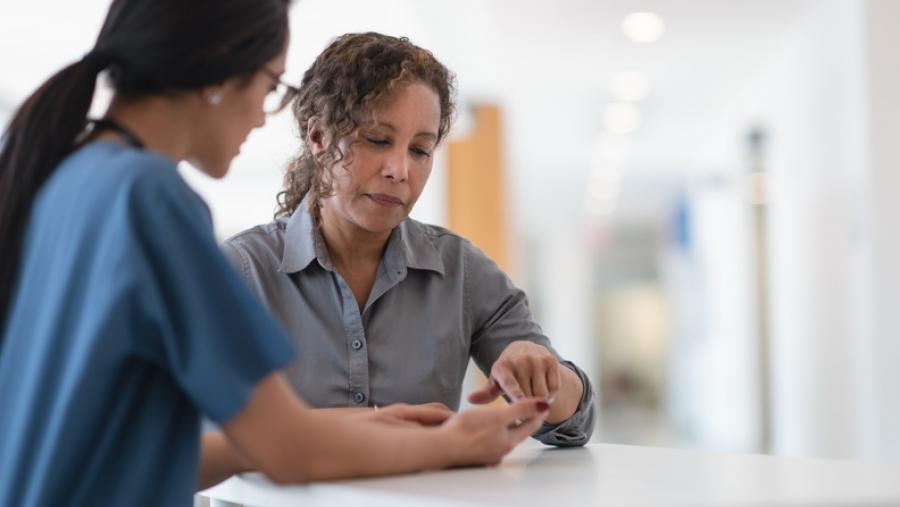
[199,442,900,507]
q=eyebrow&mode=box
[375,121,438,141]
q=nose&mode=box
[382,148,408,182]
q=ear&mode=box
[307,117,326,155]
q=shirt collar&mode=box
[395,219,445,276]
[279,195,445,276]
[279,195,324,273]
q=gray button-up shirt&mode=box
[222,201,596,446]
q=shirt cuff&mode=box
[532,360,597,447]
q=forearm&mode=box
[223,374,457,484]
[314,406,372,416]
[276,412,454,482]
[198,431,253,490]
[546,364,584,424]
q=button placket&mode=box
[334,273,370,407]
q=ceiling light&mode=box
[621,12,666,43]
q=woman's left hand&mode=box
[467,341,583,425]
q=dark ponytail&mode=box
[0,0,290,334]
[0,58,101,331]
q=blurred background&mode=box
[3,0,900,463]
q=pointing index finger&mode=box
[494,369,526,401]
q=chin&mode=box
[358,216,403,235]
[187,156,231,179]
[210,165,231,179]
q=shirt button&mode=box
[351,339,363,350]
[353,391,367,404]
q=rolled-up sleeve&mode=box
[532,361,597,446]
[464,242,596,446]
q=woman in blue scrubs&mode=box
[0,1,549,505]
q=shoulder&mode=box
[405,218,470,250]
[222,219,289,267]
[403,218,499,272]
[73,142,179,184]
[125,151,197,202]
[47,142,205,223]
[81,143,200,207]
[53,142,177,193]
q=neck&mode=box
[318,202,391,270]
[96,94,197,163]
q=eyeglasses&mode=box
[260,67,300,115]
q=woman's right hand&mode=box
[438,399,550,467]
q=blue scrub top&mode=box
[0,142,296,507]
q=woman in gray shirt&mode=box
[224,32,595,446]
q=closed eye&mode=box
[364,136,390,146]
[411,147,432,158]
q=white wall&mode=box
[688,180,759,451]
[661,0,900,461]
[862,0,900,462]
[762,0,868,460]
[729,0,900,461]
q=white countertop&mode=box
[200,442,900,507]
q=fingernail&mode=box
[536,401,550,412]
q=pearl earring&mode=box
[207,92,222,105]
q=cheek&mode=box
[329,165,358,201]
[233,89,266,135]
[337,152,371,187]
[214,102,253,150]
[412,163,433,193]
[240,99,263,133]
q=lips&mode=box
[367,193,404,207]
